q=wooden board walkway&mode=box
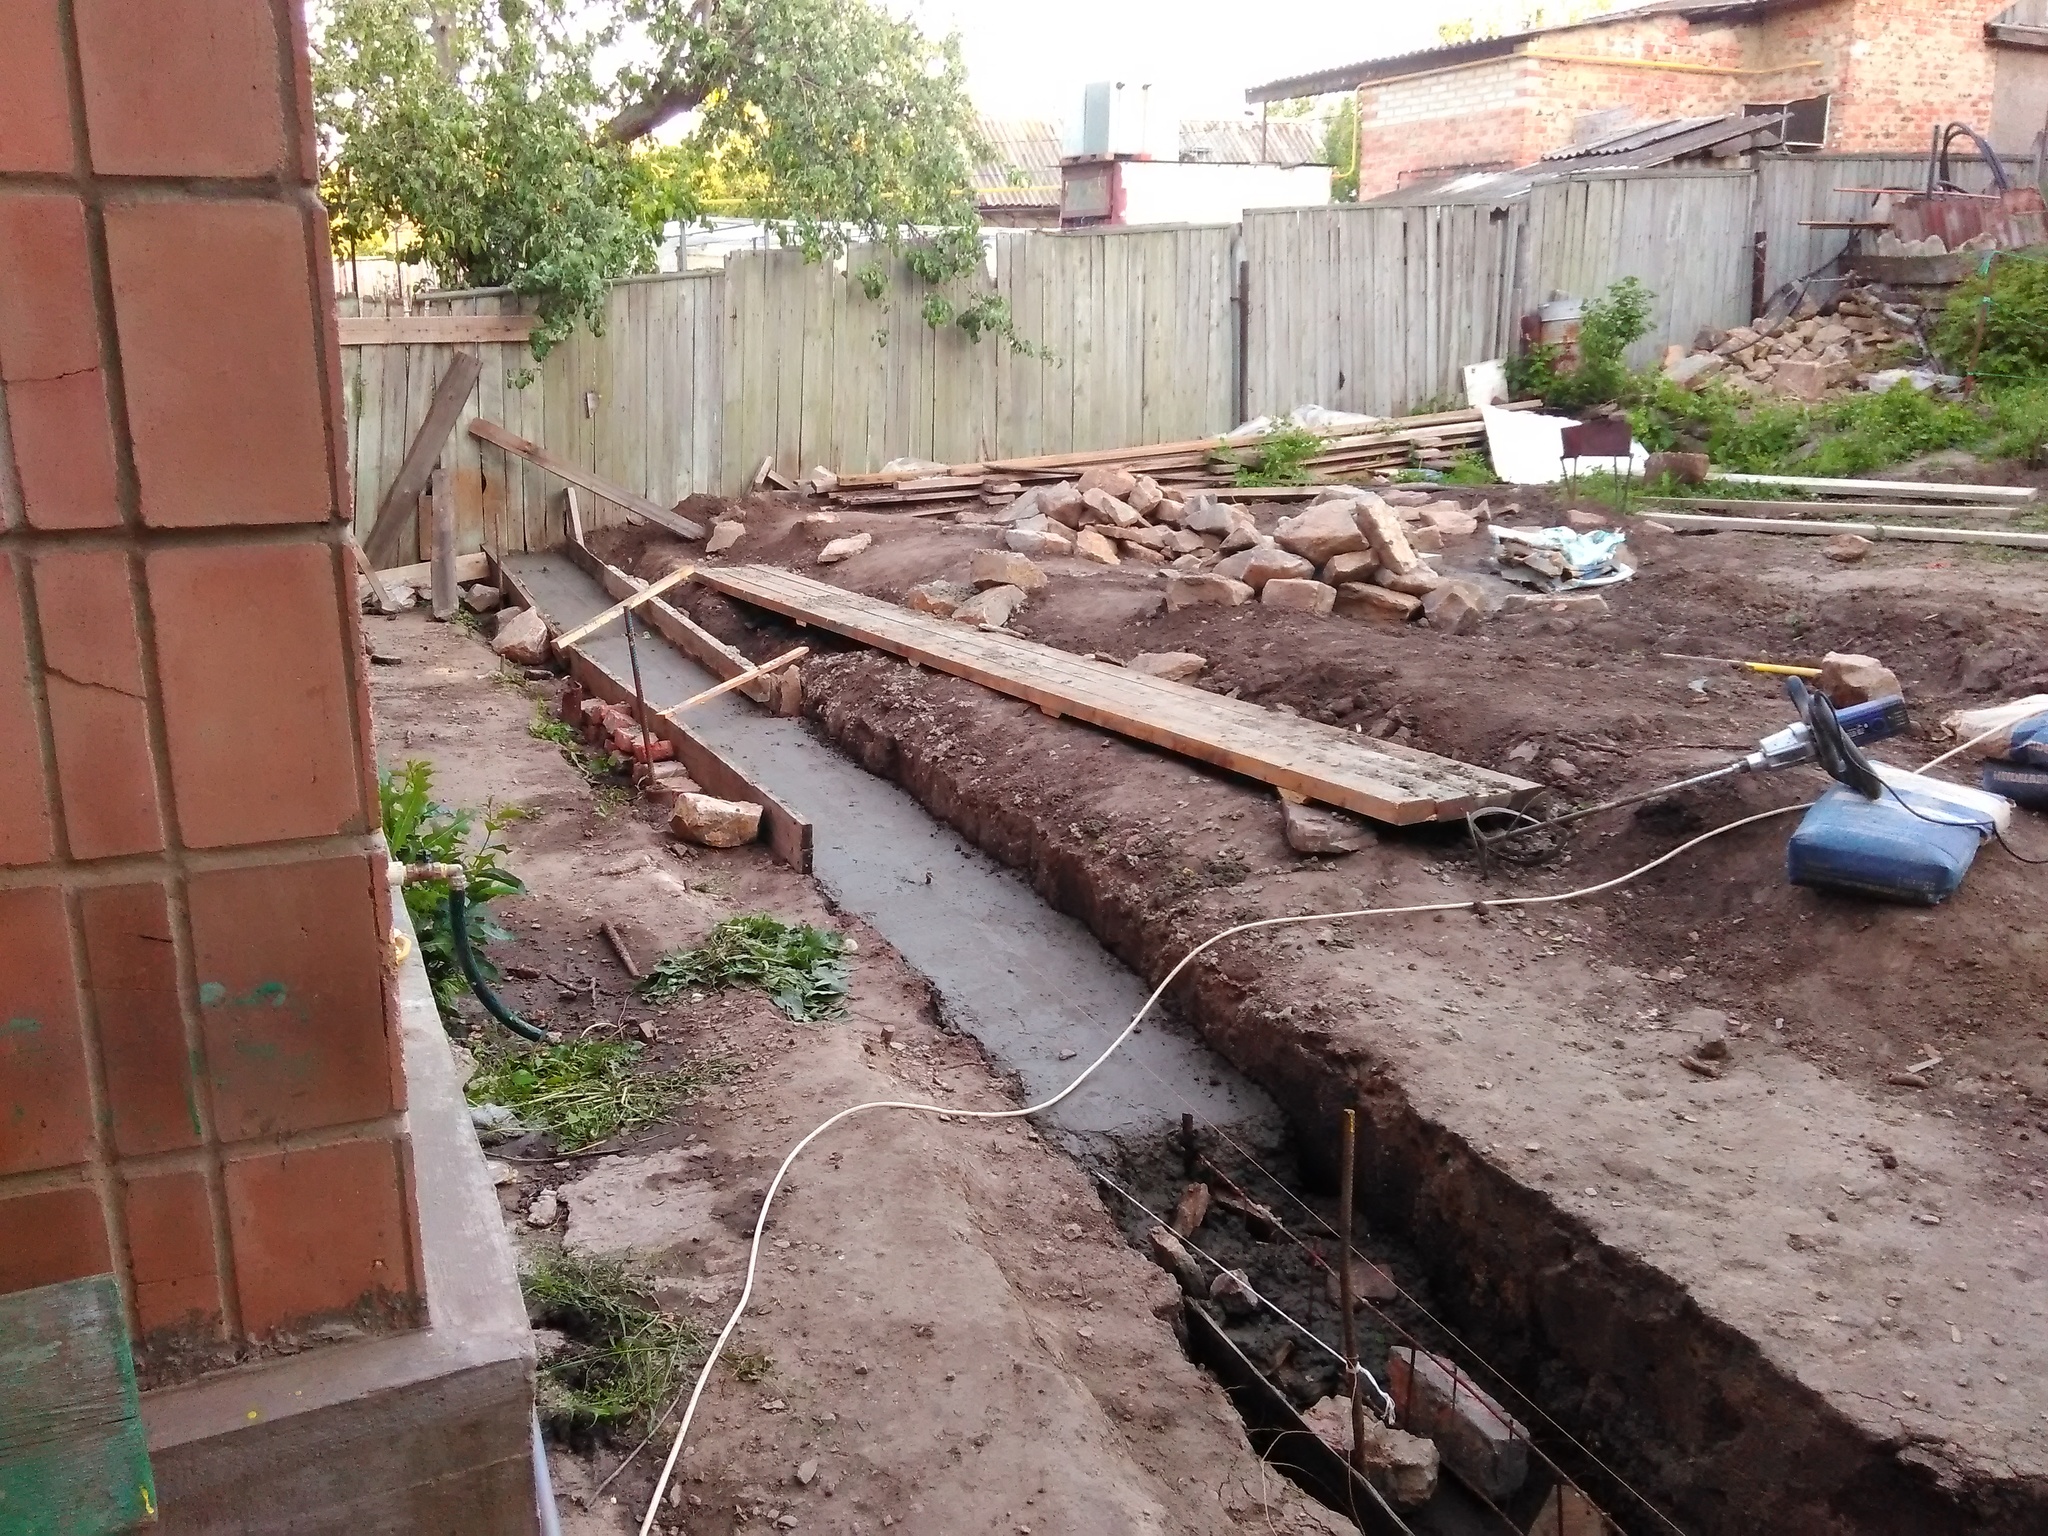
[697,565,1539,825]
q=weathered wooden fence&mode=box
[341,153,2031,559]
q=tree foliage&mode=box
[311,0,991,358]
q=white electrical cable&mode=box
[632,799,1811,1533]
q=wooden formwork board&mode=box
[696,565,1539,825]
[489,557,813,872]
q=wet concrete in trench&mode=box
[507,553,1279,1155]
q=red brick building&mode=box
[1250,0,2048,200]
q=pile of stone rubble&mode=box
[1659,286,1930,402]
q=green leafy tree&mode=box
[312,0,991,357]
[1323,97,1359,203]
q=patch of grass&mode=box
[1440,449,1498,486]
[1220,423,1325,488]
[379,761,526,1017]
[523,1251,703,1436]
[466,1040,733,1152]
[528,706,582,748]
[1801,384,1985,478]
[449,606,484,636]
[640,914,852,1021]
[1982,379,2048,464]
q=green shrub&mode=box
[1933,250,2048,379]
[1220,423,1325,487]
[1506,277,1654,410]
[379,760,526,1016]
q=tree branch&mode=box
[605,78,710,142]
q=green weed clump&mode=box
[466,1040,731,1152]
[1934,252,2048,379]
[1222,423,1326,487]
[641,914,852,1021]
[1507,277,1654,410]
[379,761,525,1015]
[523,1252,704,1435]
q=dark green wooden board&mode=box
[0,1275,157,1532]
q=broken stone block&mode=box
[1104,523,1172,551]
[1079,488,1142,528]
[1776,359,1831,401]
[1152,497,1186,526]
[1664,352,1726,390]
[461,583,504,614]
[1215,545,1315,591]
[1073,528,1120,565]
[1389,1347,1529,1501]
[952,584,1028,628]
[1005,527,1074,558]
[640,762,703,813]
[1823,532,1873,564]
[1337,583,1422,623]
[1146,1226,1208,1297]
[1260,578,1337,615]
[1282,800,1367,854]
[1406,524,1445,553]
[905,579,973,618]
[1183,500,1242,536]
[1039,482,1085,527]
[670,793,763,848]
[491,606,551,664]
[1165,574,1255,611]
[1127,475,1164,514]
[1077,465,1137,500]
[1000,487,1045,524]
[1645,450,1710,485]
[970,549,1047,590]
[1127,651,1207,682]
[1120,542,1167,565]
[1563,509,1609,532]
[817,531,872,564]
[1354,496,1424,576]
[1818,651,1900,707]
[810,467,838,494]
[1417,502,1480,539]
[1217,522,1264,554]
[1420,581,1487,634]
[1498,592,1609,617]
[1167,528,1208,555]
[1274,501,1369,564]
[705,519,744,554]
[1301,1397,1439,1510]
[1372,565,1440,597]
[1321,550,1379,585]
[1208,1268,1259,1320]
[1527,1484,1611,1536]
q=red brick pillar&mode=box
[0,0,422,1378]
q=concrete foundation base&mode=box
[140,897,540,1534]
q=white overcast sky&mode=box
[899,1,1533,121]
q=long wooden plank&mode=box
[338,314,538,346]
[361,351,484,566]
[375,551,489,588]
[1713,473,2036,503]
[1647,511,2048,549]
[466,417,705,541]
[697,565,1537,824]
[1652,497,2017,521]
[551,564,696,650]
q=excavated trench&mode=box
[788,650,2035,1536]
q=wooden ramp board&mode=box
[697,565,1539,825]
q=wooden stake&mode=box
[346,530,396,615]
[622,607,657,767]
[551,565,695,651]
[600,921,640,979]
[429,466,458,621]
[1339,1107,1366,1477]
[565,486,586,548]
[659,646,808,720]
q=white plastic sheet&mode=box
[1462,359,1649,486]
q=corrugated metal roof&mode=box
[1367,111,1784,205]
[1246,0,1826,102]
[1179,119,1325,166]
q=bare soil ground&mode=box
[367,614,1351,1536]
[593,487,2048,1536]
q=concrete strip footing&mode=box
[140,896,541,1534]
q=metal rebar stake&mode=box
[1340,1107,1366,1475]
[622,608,656,778]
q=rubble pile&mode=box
[901,466,1508,633]
[1660,286,1927,402]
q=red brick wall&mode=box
[0,0,422,1379]
[1355,1,2020,196]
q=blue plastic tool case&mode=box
[1787,785,1985,905]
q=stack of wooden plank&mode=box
[820,404,1529,516]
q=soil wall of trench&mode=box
[797,651,2035,1536]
